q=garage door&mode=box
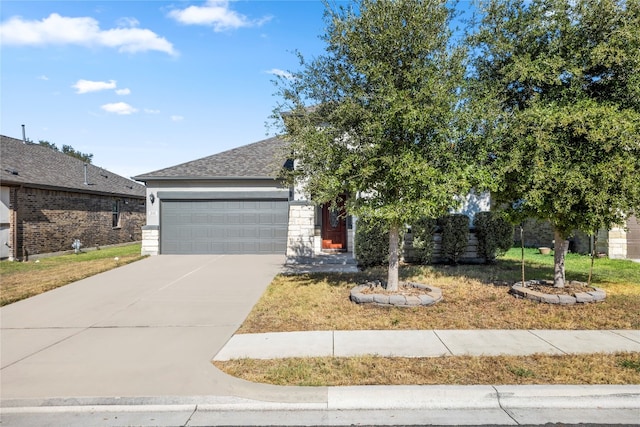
[160,197,289,254]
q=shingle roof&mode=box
[1,135,145,198]
[133,136,291,181]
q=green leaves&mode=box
[274,0,480,230]
[472,0,640,236]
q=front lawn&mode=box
[0,243,146,306]
[215,249,639,386]
[237,249,640,333]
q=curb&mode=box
[3,385,639,412]
[3,386,639,427]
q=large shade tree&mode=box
[469,0,640,287]
[273,0,486,291]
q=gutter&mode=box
[132,176,282,183]
[1,181,145,200]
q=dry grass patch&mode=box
[214,352,640,386]
[0,244,145,306]
[238,273,639,333]
[226,251,640,387]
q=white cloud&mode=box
[115,88,131,95]
[116,17,139,28]
[37,75,49,80]
[168,0,271,32]
[0,13,177,56]
[144,108,160,114]
[266,68,293,80]
[73,79,117,94]
[170,115,184,122]
[101,102,138,115]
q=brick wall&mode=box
[13,187,145,259]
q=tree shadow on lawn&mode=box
[290,259,621,289]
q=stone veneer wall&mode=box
[11,187,145,260]
[606,226,627,259]
[141,225,159,256]
[286,203,316,257]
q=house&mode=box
[517,217,640,260]
[133,135,640,262]
[133,137,294,255]
[133,136,357,257]
[1,135,146,260]
[133,136,494,259]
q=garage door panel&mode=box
[161,199,288,254]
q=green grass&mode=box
[0,243,146,306]
[0,244,142,273]
[499,248,640,284]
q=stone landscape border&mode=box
[510,280,606,305]
[350,282,443,307]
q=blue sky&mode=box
[1,1,475,180]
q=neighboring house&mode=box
[1,135,146,260]
[607,216,640,260]
[517,217,640,260]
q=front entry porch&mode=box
[321,202,347,252]
[285,201,355,261]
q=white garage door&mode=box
[160,195,289,254]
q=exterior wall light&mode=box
[149,193,155,204]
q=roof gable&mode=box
[0,135,145,197]
[133,136,291,181]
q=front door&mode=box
[321,202,347,250]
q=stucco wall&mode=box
[10,186,145,260]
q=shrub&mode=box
[474,211,514,263]
[439,214,470,265]
[410,217,437,264]
[355,215,390,268]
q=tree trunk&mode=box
[553,228,569,288]
[387,224,400,292]
[520,223,525,285]
[588,234,597,287]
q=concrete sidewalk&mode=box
[214,329,640,360]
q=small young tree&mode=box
[469,0,640,287]
[39,140,94,163]
[274,0,486,290]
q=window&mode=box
[112,200,121,228]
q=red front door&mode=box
[321,202,347,250]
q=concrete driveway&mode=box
[0,254,313,400]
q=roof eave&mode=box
[1,181,145,198]
[133,175,282,182]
